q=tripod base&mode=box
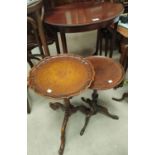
[49,90,119,154]
[80,90,119,136]
[49,99,90,155]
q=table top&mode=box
[28,55,95,99]
[44,2,124,31]
[86,56,124,90]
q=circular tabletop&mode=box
[86,56,124,90]
[28,55,95,99]
[44,2,124,31]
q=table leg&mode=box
[27,98,31,114]
[80,89,119,135]
[109,22,118,58]
[99,31,103,56]
[112,92,128,102]
[96,104,119,119]
[80,114,91,136]
[94,29,100,55]
[58,99,70,155]
[27,86,31,114]
[105,31,109,56]
[60,32,68,53]
[49,98,91,155]
[55,32,61,54]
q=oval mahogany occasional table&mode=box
[80,56,124,135]
[28,54,95,155]
[44,2,124,53]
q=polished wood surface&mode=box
[86,56,124,90]
[45,2,124,31]
[28,55,95,99]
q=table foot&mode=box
[80,90,119,135]
[112,92,128,101]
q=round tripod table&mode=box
[28,54,95,155]
[80,56,124,135]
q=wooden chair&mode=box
[27,0,60,113]
[27,0,60,57]
[27,15,43,114]
[27,16,45,67]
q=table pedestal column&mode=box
[49,98,91,155]
[80,89,119,136]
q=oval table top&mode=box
[44,2,124,30]
[28,55,95,99]
[86,56,124,90]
